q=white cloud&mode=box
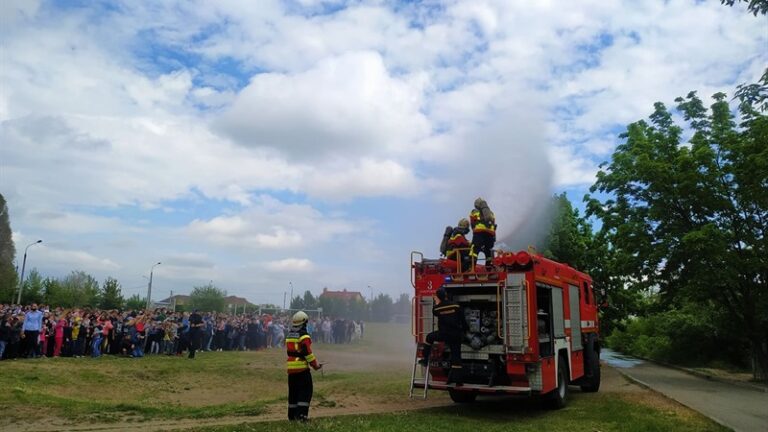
[40,247,120,272]
[264,258,314,272]
[548,145,598,188]
[163,253,216,269]
[185,195,362,250]
[215,51,431,161]
[302,158,423,201]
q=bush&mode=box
[605,304,746,367]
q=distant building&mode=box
[157,294,253,312]
[319,288,364,302]
[157,295,191,310]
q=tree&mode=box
[125,294,146,311]
[99,277,124,309]
[42,277,61,306]
[57,271,100,308]
[392,293,411,323]
[189,283,227,312]
[542,193,591,268]
[587,76,768,381]
[290,290,318,310]
[20,268,44,304]
[0,193,16,303]
[542,193,643,336]
[370,293,393,322]
[720,0,768,16]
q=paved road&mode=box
[603,349,768,432]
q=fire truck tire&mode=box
[546,355,569,409]
[449,389,477,403]
[580,337,601,393]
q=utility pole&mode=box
[146,262,161,310]
[16,240,42,304]
[283,292,287,310]
[170,290,174,312]
[289,281,294,308]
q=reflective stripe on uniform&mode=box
[287,359,309,370]
[297,402,310,406]
[470,210,496,234]
[299,334,311,342]
[288,404,298,408]
[305,353,316,362]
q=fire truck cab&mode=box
[410,250,601,407]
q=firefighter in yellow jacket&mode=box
[286,311,322,421]
[470,197,496,265]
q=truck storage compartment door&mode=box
[504,273,528,353]
[568,284,582,351]
[551,287,565,339]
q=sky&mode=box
[1,0,765,306]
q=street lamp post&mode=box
[146,262,161,310]
[289,281,294,309]
[16,240,42,304]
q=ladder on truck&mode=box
[409,346,431,399]
[409,251,433,399]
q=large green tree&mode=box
[542,193,591,269]
[587,74,768,380]
[0,193,16,303]
[59,271,101,308]
[44,271,101,308]
[543,193,644,336]
[189,283,227,312]
[99,277,124,309]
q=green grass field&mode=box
[0,323,727,431]
[191,394,726,432]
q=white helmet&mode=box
[292,311,309,327]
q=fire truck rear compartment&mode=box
[441,284,511,386]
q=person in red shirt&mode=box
[53,316,65,357]
[285,311,322,421]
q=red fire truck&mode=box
[409,250,600,407]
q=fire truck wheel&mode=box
[546,355,569,409]
[580,338,601,393]
[449,389,477,403]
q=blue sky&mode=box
[1,0,765,306]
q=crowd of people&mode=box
[0,303,364,361]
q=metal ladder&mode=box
[408,346,430,399]
[409,255,434,400]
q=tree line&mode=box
[0,260,411,323]
[289,289,411,322]
[542,71,767,381]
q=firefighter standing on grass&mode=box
[286,311,322,421]
[420,288,465,386]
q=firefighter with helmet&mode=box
[470,197,496,265]
[286,311,322,421]
[420,287,465,386]
[445,218,473,273]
